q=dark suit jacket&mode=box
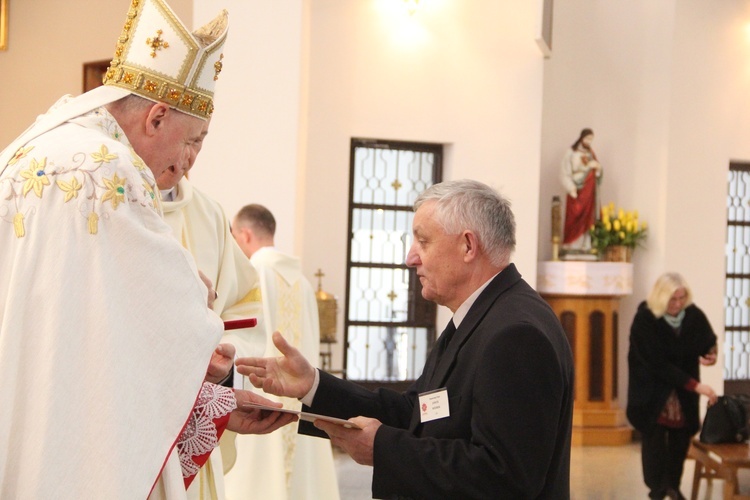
[301,264,574,499]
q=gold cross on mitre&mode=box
[146,29,169,58]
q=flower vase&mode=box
[603,245,632,263]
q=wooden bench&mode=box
[688,439,750,500]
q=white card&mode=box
[419,387,450,423]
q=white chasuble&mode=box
[0,102,224,499]
[223,247,340,500]
[161,178,265,499]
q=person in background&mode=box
[227,203,340,500]
[627,272,718,500]
[0,1,293,498]
[237,179,575,499]
[559,128,602,254]
[157,120,266,499]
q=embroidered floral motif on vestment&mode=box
[0,106,160,237]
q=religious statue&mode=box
[559,128,602,256]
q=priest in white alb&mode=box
[0,1,294,498]
[228,204,341,500]
[157,123,267,499]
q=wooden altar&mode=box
[538,261,634,446]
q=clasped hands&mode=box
[235,331,381,465]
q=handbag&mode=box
[699,395,750,444]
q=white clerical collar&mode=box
[452,272,500,328]
[160,187,177,202]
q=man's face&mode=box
[405,201,465,310]
[136,106,206,181]
[155,116,210,190]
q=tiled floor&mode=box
[333,442,749,499]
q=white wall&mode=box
[191,0,546,370]
[666,1,750,392]
[539,0,750,405]
[0,0,191,145]
[191,0,305,254]
[9,1,744,400]
[539,0,680,406]
[301,0,545,368]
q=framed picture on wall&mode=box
[82,59,110,92]
[0,0,8,51]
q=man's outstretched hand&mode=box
[235,331,316,399]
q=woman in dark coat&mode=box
[627,272,718,500]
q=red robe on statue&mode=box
[563,169,598,244]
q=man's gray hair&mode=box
[106,94,155,114]
[414,179,516,266]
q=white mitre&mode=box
[0,0,228,171]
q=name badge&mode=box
[418,388,450,423]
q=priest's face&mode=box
[156,118,210,190]
[137,105,206,181]
[406,201,466,312]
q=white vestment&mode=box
[0,98,224,499]
[223,247,340,500]
[161,177,265,499]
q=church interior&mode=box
[3,0,750,498]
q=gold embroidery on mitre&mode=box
[143,80,159,94]
[167,88,182,102]
[146,29,169,57]
[213,54,224,81]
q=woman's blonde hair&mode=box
[646,272,693,318]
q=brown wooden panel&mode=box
[612,310,619,399]
[560,311,576,366]
[589,311,605,401]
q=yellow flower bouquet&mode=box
[589,202,648,257]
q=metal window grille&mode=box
[344,138,442,382]
[725,162,750,379]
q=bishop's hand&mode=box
[228,388,297,434]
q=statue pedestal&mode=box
[538,261,634,446]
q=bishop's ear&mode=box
[146,103,170,135]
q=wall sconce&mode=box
[404,0,420,15]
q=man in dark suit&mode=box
[237,179,574,499]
